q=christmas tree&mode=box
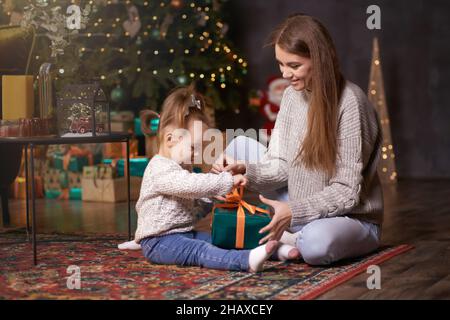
[0,0,248,116]
[368,37,397,183]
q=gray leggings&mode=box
[225,135,381,266]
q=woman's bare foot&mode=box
[248,240,279,272]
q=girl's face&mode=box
[275,44,312,91]
[169,120,206,165]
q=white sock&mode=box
[118,240,142,250]
[248,241,277,272]
[276,244,299,261]
[280,231,299,247]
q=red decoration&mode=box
[258,76,290,143]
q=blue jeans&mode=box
[140,231,250,271]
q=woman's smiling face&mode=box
[275,44,312,91]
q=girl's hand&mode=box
[210,153,233,174]
[211,153,246,175]
[213,174,247,202]
[224,162,247,176]
[233,174,248,188]
[258,195,292,244]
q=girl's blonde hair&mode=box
[156,84,211,144]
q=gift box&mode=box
[11,176,44,199]
[68,172,82,189]
[2,75,34,120]
[45,188,82,200]
[211,188,271,250]
[81,176,142,202]
[102,157,149,177]
[82,165,116,180]
[110,111,135,133]
[43,168,63,191]
[103,142,125,159]
[53,152,90,172]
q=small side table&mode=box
[0,132,133,265]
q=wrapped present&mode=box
[43,168,63,191]
[103,140,139,159]
[45,188,81,200]
[81,176,142,202]
[53,152,90,172]
[103,142,125,159]
[68,172,82,189]
[211,187,271,250]
[102,157,149,177]
[110,111,135,133]
[82,165,116,180]
[11,176,44,199]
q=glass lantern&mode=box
[56,83,111,137]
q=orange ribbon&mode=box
[63,146,93,171]
[212,186,270,249]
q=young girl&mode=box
[132,86,287,272]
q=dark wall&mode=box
[226,0,450,179]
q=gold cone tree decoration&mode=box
[368,37,397,183]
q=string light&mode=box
[23,0,249,116]
[368,37,397,183]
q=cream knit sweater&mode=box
[134,155,234,243]
[246,81,384,226]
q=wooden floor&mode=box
[1,178,449,299]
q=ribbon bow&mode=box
[184,94,202,116]
[212,186,270,249]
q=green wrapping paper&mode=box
[102,158,149,177]
[211,203,271,250]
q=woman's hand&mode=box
[210,153,246,175]
[233,174,248,188]
[258,195,292,244]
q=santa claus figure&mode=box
[259,76,290,145]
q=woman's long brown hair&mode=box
[268,14,345,177]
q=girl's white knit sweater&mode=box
[134,155,233,243]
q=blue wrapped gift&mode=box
[102,158,149,177]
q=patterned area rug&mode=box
[0,231,413,300]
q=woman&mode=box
[213,14,383,266]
